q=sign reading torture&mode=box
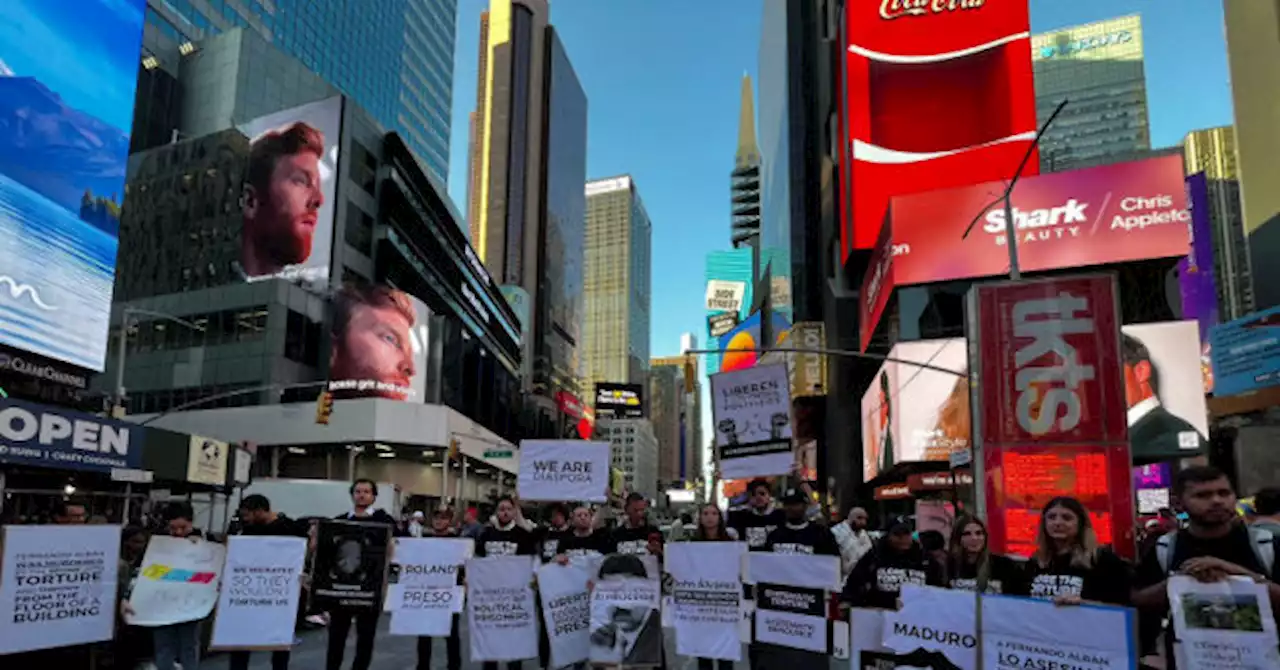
[517,440,610,502]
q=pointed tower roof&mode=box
[735,73,760,168]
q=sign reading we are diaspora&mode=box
[711,363,794,479]
[517,440,611,502]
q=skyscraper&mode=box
[583,176,652,400]
[467,0,588,427]
[1224,0,1280,311]
[648,359,683,488]
[1184,127,1253,321]
[141,0,457,181]
[731,74,761,248]
[1032,15,1151,172]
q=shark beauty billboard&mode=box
[0,0,145,372]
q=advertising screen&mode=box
[1177,173,1218,394]
[594,382,645,419]
[0,0,145,372]
[842,0,1037,254]
[236,96,342,285]
[716,310,792,373]
[327,282,431,402]
[1209,305,1280,398]
[863,320,1209,480]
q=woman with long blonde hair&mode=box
[1023,496,1131,606]
[947,515,1024,594]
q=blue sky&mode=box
[0,0,145,132]
[446,0,1234,368]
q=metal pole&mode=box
[1004,196,1021,280]
[122,483,132,524]
[461,460,468,511]
[114,309,129,409]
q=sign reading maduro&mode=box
[517,440,610,502]
[711,364,794,479]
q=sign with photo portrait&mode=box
[309,519,392,610]
[710,363,794,479]
[589,575,663,666]
[186,435,229,486]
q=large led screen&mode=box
[236,97,342,285]
[862,321,1210,480]
[0,0,145,372]
[327,282,431,402]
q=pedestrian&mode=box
[1249,486,1280,537]
[763,488,840,556]
[550,505,613,562]
[535,502,572,668]
[408,510,426,538]
[842,517,945,610]
[611,493,663,557]
[946,515,1023,594]
[475,495,537,670]
[326,479,399,670]
[416,505,464,670]
[686,503,736,670]
[147,502,205,670]
[1021,496,1130,606]
[727,479,784,550]
[228,494,308,670]
[113,525,152,670]
[1132,466,1280,669]
[831,506,875,581]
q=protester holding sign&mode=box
[611,493,663,557]
[130,502,208,670]
[842,518,945,610]
[763,488,839,556]
[476,496,538,558]
[408,506,468,670]
[680,505,741,670]
[1132,466,1280,669]
[588,554,664,666]
[947,515,1025,594]
[729,479,786,550]
[538,503,573,564]
[224,494,308,670]
[551,506,614,563]
[1022,496,1131,606]
[325,478,399,670]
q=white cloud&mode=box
[0,58,13,76]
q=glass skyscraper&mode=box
[142,0,456,181]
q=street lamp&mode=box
[114,306,206,413]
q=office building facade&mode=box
[1224,0,1280,311]
[651,354,703,489]
[731,75,762,248]
[1184,126,1253,321]
[1032,15,1151,172]
[141,0,457,181]
[583,176,653,398]
[467,0,588,433]
[599,418,659,500]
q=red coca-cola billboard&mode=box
[858,155,1193,350]
[967,275,1135,559]
[842,0,1038,255]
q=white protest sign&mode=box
[749,552,839,653]
[127,535,226,626]
[882,584,978,669]
[537,561,592,668]
[210,535,306,650]
[0,525,120,655]
[388,538,472,637]
[589,576,663,666]
[518,440,611,502]
[467,555,538,662]
[711,364,794,479]
[667,542,745,661]
[1169,574,1279,670]
[982,592,1135,669]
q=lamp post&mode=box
[113,306,207,414]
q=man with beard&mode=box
[328,283,418,401]
[832,506,874,581]
[326,479,398,670]
[241,121,325,278]
[416,506,465,670]
[1133,466,1280,668]
[728,479,786,551]
[229,494,308,670]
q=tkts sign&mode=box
[967,276,1136,559]
[879,0,986,20]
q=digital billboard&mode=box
[841,0,1038,255]
[236,96,342,285]
[1209,305,1280,398]
[0,0,145,372]
[860,155,1194,350]
[327,282,431,402]
[594,382,645,419]
[1177,173,1218,394]
[716,310,793,373]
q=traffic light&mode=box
[447,438,460,462]
[314,390,334,425]
[683,355,696,394]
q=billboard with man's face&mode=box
[236,97,342,284]
[0,0,145,372]
[327,283,432,402]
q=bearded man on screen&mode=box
[241,121,325,278]
[329,283,417,401]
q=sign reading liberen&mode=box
[0,397,143,472]
[705,280,747,313]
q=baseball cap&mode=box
[411,510,425,519]
[884,516,912,535]
[781,488,807,505]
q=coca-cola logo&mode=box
[1012,292,1097,435]
[880,0,986,21]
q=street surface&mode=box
[197,614,840,669]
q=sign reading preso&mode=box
[710,363,794,479]
[0,397,143,473]
[706,280,747,314]
[968,275,1136,560]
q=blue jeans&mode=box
[153,620,201,670]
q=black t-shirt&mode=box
[842,544,946,610]
[729,507,785,551]
[763,522,840,556]
[538,526,573,562]
[948,554,1026,594]
[557,529,614,560]
[611,523,662,556]
[239,514,308,538]
[476,524,537,557]
[1022,548,1131,605]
